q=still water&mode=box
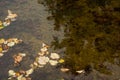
[0,0,120,80]
[0,0,64,80]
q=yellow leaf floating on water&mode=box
[58,59,65,63]
[0,21,2,25]
[15,72,20,77]
[0,39,5,44]
[0,26,4,29]
[0,48,3,52]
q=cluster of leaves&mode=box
[38,0,120,74]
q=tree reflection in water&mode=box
[38,0,120,75]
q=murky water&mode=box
[0,0,120,80]
[0,0,65,80]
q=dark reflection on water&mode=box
[39,0,120,80]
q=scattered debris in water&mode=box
[7,10,17,21]
[7,41,86,80]
[0,10,17,28]
[58,59,65,63]
[0,10,86,80]
[0,38,22,57]
[49,60,58,66]
[8,69,32,80]
[13,53,26,66]
[60,68,70,72]
[50,52,60,59]
[76,70,85,74]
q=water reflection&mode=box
[40,0,120,80]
